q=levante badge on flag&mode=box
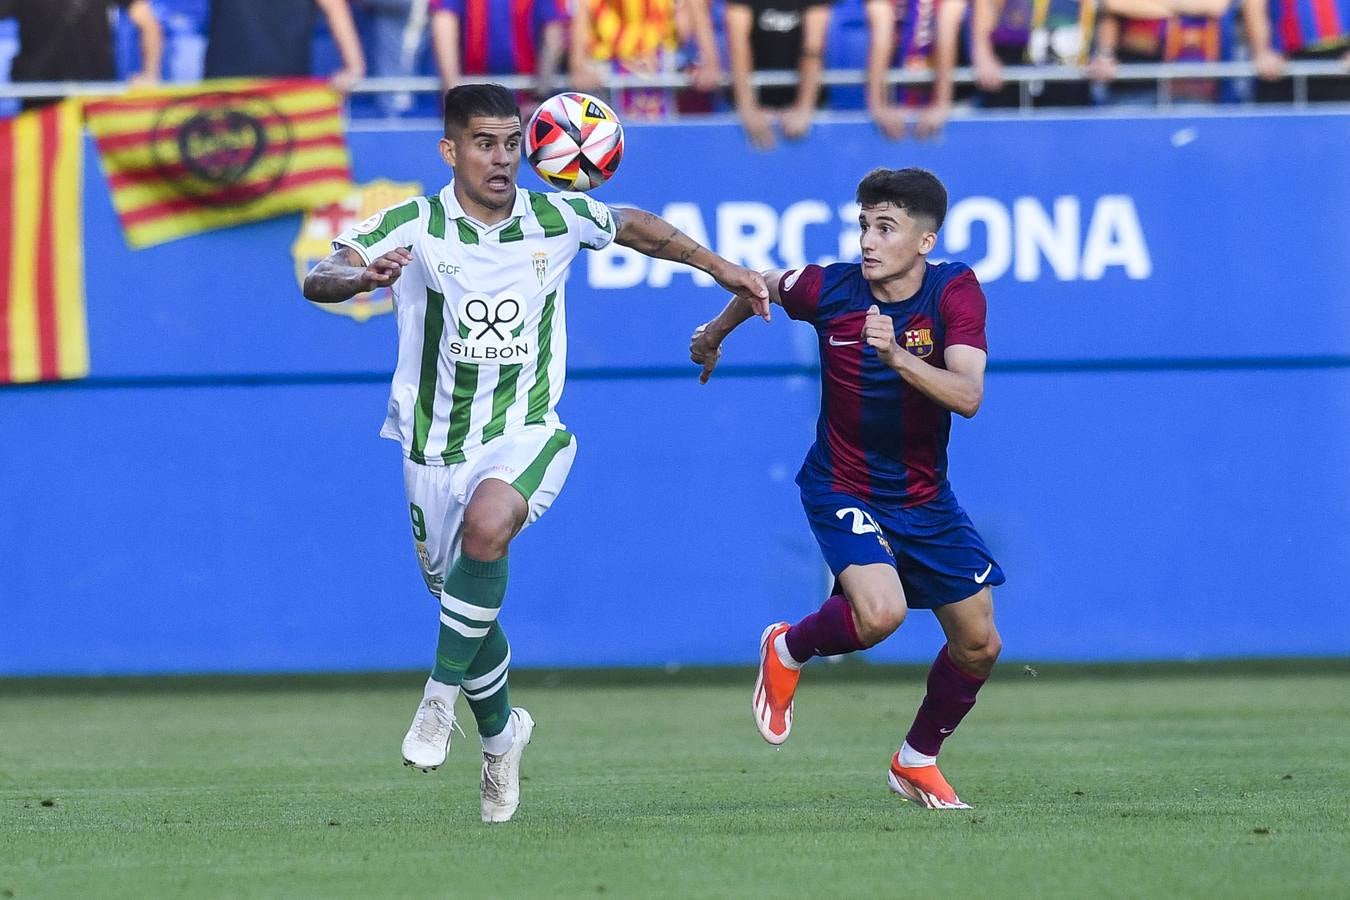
[84,79,353,248]
[0,101,89,384]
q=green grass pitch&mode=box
[2,663,1347,899]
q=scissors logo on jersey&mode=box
[450,292,533,364]
[904,327,934,358]
[463,295,523,340]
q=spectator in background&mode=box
[865,0,967,138]
[205,0,366,91]
[1242,0,1350,102]
[968,0,1035,107]
[429,0,565,115]
[360,0,430,116]
[969,0,1097,107]
[569,0,722,119]
[1089,0,1232,104]
[6,0,162,110]
[672,0,724,113]
[724,0,833,148]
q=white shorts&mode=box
[402,426,577,597]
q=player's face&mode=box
[858,203,937,285]
[440,115,522,217]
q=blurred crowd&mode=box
[1,0,1346,140]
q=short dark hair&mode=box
[855,167,948,231]
[442,83,519,138]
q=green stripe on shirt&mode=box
[353,200,419,249]
[441,362,480,464]
[528,192,568,238]
[524,290,557,425]
[426,195,446,239]
[410,287,447,464]
[482,365,521,444]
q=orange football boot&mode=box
[888,752,973,809]
[752,622,800,745]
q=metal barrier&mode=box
[1,60,1345,109]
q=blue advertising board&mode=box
[2,111,1347,674]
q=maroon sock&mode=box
[783,594,866,663]
[904,644,988,757]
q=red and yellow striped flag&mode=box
[0,101,89,384]
[84,78,352,248]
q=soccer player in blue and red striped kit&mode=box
[691,167,1005,809]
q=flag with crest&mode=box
[85,79,352,248]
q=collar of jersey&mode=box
[440,182,528,234]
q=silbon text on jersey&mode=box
[446,340,533,363]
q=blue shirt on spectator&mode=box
[204,0,317,78]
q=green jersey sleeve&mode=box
[333,198,425,264]
[558,192,617,252]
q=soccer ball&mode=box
[524,92,624,192]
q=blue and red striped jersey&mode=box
[780,261,989,508]
[430,0,564,76]
[1269,0,1349,52]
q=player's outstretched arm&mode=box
[303,246,412,303]
[613,207,770,319]
[690,269,788,383]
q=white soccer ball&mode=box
[524,92,624,192]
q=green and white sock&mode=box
[465,622,514,752]
[431,553,508,687]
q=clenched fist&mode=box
[863,304,900,365]
[364,247,413,290]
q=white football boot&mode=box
[480,708,535,823]
[401,696,461,772]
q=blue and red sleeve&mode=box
[777,265,825,322]
[939,269,988,352]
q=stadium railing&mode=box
[1,60,1345,110]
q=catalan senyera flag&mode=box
[84,78,352,249]
[0,101,89,384]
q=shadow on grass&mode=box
[1,657,1346,697]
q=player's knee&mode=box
[461,508,517,560]
[854,601,906,647]
[951,629,1001,674]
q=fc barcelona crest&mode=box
[292,179,422,322]
[904,328,934,358]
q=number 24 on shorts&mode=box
[837,507,894,557]
[837,507,881,535]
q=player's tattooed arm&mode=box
[613,206,770,318]
[303,245,412,303]
[613,206,714,267]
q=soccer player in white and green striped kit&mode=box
[303,84,768,822]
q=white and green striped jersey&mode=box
[334,182,616,465]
